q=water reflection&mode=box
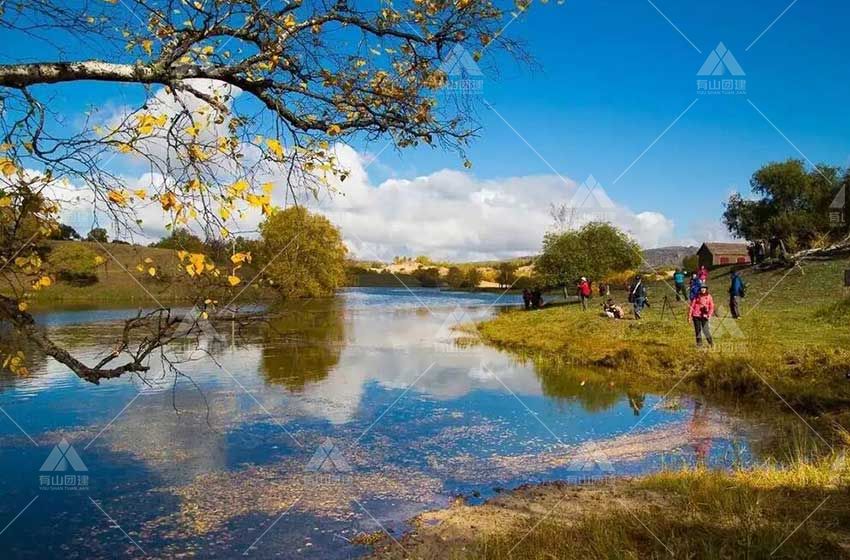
[0,288,775,559]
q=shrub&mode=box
[49,243,101,285]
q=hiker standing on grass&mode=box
[698,265,709,283]
[688,284,715,347]
[673,268,687,301]
[688,273,702,301]
[578,277,591,311]
[630,275,648,319]
[728,270,746,319]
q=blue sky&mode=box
[369,0,850,243]
[3,0,848,257]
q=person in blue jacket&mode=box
[688,273,702,301]
[729,270,746,318]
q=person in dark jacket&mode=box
[630,275,648,319]
[728,270,746,319]
[522,288,532,310]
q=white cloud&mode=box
[302,144,676,261]
[52,139,678,258]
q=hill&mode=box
[642,245,698,268]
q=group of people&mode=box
[673,265,747,347]
[520,263,748,348]
[521,288,545,310]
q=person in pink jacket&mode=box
[687,284,715,347]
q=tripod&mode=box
[660,295,678,321]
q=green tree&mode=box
[86,228,108,243]
[536,222,642,292]
[414,267,441,287]
[49,243,101,285]
[151,228,205,253]
[723,159,848,250]
[464,267,483,290]
[497,262,517,288]
[49,224,81,241]
[259,207,347,298]
[446,266,465,289]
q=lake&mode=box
[0,287,772,558]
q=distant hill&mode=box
[642,246,698,268]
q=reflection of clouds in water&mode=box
[292,308,543,424]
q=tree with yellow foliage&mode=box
[0,0,537,383]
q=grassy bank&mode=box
[372,446,850,559]
[3,241,274,307]
[475,258,850,411]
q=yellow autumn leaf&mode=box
[229,179,249,196]
[283,13,296,28]
[227,275,241,286]
[0,196,11,208]
[0,158,17,176]
[160,191,180,211]
[188,144,209,161]
[188,253,205,275]
[134,189,147,199]
[39,276,52,287]
[18,302,28,312]
[141,39,153,56]
[231,252,252,265]
[327,124,342,136]
[94,256,106,265]
[0,143,12,151]
[107,189,128,206]
[187,178,203,191]
[201,45,214,55]
[219,206,231,220]
[148,267,157,277]
[136,264,145,272]
[144,257,153,264]
[116,143,133,153]
[176,250,188,262]
[266,138,284,158]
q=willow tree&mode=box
[0,0,533,383]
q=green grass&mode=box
[4,240,273,307]
[475,258,850,410]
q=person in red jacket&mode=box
[577,277,591,311]
[687,284,715,347]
